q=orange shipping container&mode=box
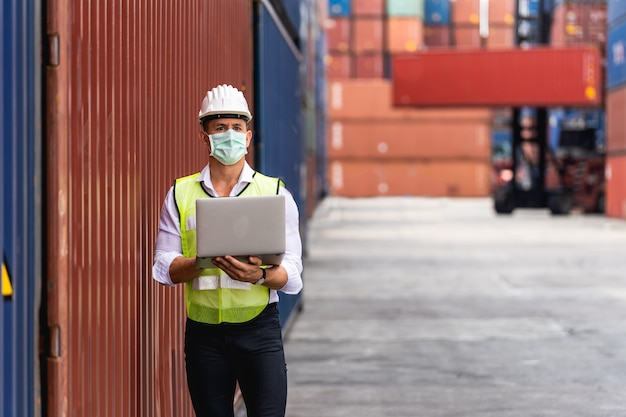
[327,18,351,53]
[328,79,493,121]
[353,17,384,53]
[453,0,514,25]
[327,53,353,79]
[605,155,626,219]
[486,25,515,49]
[453,24,482,48]
[607,86,626,153]
[354,53,385,78]
[352,0,384,16]
[452,0,480,24]
[489,0,515,25]
[328,159,492,197]
[387,17,424,53]
[327,120,490,159]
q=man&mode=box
[152,84,303,417]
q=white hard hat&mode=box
[198,84,252,123]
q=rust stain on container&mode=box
[392,46,603,107]
[46,1,254,416]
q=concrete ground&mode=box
[282,197,626,417]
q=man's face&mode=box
[202,117,252,150]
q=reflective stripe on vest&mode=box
[174,171,284,324]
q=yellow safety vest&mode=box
[174,171,284,324]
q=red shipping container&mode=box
[354,53,384,78]
[387,17,424,53]
[424,25,451,48]
[352,0,384,16]
[327,53,353,79]
[353,17,384,53]
[327,119,491,159]
[328,159,492,197]
[607,86,626,153]
[327,17,351,53]
[393,46,603,107]
[45,1,254,416]
[605,155,626,219]
[328,79,493,120]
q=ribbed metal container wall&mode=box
[254,1,304,326]
[1,0,43,416]
[392,46,603,107]
[45,1,253,416]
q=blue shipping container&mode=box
[607,19,626,90]
[425,0,450,25]
[1,0,43,416]
[328,0,351,16]
[255,0,305,327]
[278,0,302,41]
[519,0,556,17]
[609,0,626,26]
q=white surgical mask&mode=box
[207,129,248,165]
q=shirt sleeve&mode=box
[278,186,304,295]
[152,186,182,286]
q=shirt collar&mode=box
[196,161,255,197]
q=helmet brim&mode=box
[198,112,252,124]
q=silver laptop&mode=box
[195,195,286,268]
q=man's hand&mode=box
[169,256,203,284]
[211,256,264,283]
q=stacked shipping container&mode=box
[327,79,493,197]
[606,0,626,218]
[2,1,326,416]
[448,0,516,49]
[325,0,526,198]
[551,0,608,49]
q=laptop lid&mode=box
[195,195,286,268]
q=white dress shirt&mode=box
[152,162,303,303]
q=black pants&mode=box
[184,303,287,417]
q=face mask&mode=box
[207,129,248,165]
